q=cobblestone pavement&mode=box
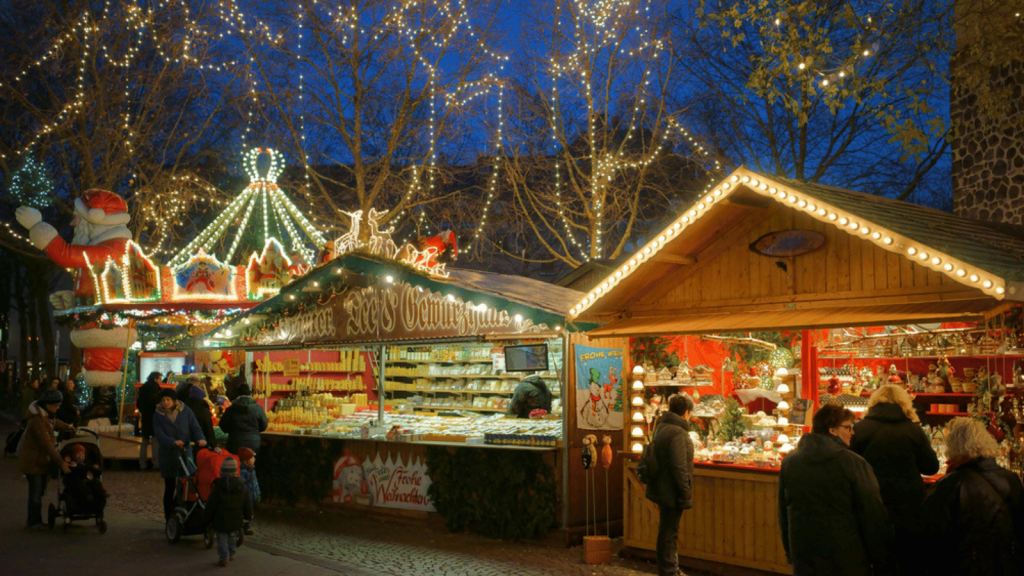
[0,413,713,576]
[102,465,697,576]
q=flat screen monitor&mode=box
[504,344,549,372]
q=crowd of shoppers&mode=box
[643,384,1023,576]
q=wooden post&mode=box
[117,320,136,439]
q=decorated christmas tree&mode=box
[716,398,747,441]
[8,157,53,208]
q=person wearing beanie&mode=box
[237,446,260,535]
[218,378,265,536]
[137,371,164,470]
[184,381,218,451]
[204,455,252,567]
[16,388,74,530]
[218,379,267,455]
[153,387,207,520]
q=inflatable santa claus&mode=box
[16,189,138,387]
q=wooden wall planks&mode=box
[639,205,971,312]
[623,461,792,574]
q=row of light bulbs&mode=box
[569,170,1008,318]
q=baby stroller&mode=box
[165,444,244,550]
[49,429,107,533]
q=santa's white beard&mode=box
[72,218,131,245]
[72,219,94,245]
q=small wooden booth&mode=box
[568,167,1024,574]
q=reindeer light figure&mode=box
[366,208,398,258]
[335,210,364,255]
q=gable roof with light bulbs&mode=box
[568,167,1024,326]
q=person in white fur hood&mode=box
[16,189,132,309]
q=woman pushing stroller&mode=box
[153,388,207,520]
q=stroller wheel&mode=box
[98,519,108,534]
[203,526,215,549]
[47,504,57,529]
[165,515,183,543]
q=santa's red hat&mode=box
[75,189,130,226]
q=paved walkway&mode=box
[0,416,704,576]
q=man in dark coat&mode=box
[851,387,939,572]
[921,417,1024,576]
[136,371,163,470]
[506,375,553,419]
[779,403,893,576]
[204,457,253,567]
[645,393,695,576]
[218,382,268,455]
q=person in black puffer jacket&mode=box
[184,382,218,450]
[921,417,1024,576]
[136,372,163,470]
[779,403,893,576]
[851,385,939,573]
[218,382,268,455]
[644,394,695,576]
[204,457,253,567]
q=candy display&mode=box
[268,409,563,446]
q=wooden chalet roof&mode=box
[569,167,1024,334]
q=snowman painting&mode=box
[575,344,624,430]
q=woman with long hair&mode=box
[850,384,939,573]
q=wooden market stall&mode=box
[567,167,1024,574]
[189,253,625,543]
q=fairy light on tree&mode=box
[490,0,724,268]
[681,0,952,199]
[227,0,504,245]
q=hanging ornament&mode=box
[8,157,54,208]
[768,347,794,369]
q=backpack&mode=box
[635,440,660,485]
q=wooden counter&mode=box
[623,460,791,575]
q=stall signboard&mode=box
[332,449,435,512]
[248,280,550,347]
[574,344,624,430]
[282,358,301,377]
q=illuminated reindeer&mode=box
[366,207,398,258]
[336,210,364,254]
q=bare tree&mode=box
[676,0,954,203]
[228,0,505,240]
[489,0,723,269]
[0,0,246,257]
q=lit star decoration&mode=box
[168,147,326,269]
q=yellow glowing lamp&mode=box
[632,365,644,375]
[631,395,644,406]
[631,426,644,437]
[632,411,645,422]
[631,442,643,453]
[777,416,789,426]
[777,383,791,394]
[632,379,644,390]
[777,400,790,411]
